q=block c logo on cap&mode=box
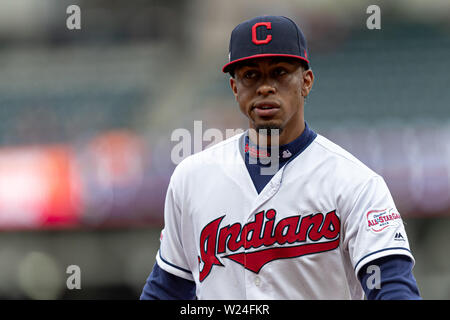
[252,22,272,45]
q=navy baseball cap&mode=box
[222,15,310,74]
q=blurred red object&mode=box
[0,145,82,229]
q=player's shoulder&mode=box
[310,133,378,178]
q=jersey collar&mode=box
[242,122,317,163]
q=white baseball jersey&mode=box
[155,131,414,299]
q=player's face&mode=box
[230,57,314,145]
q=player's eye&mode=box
[242,70,259,80]
[272,67,287,77]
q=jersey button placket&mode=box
[254,276,261,287]
[245,172,282,298]
[243,232,250,298]
[243,220,257,298]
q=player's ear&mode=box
[301,69,314,97]
[230,77,238,101]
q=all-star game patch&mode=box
[366,208,401,233]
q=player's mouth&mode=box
[252,101,281,117]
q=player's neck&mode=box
[248,122,305,147]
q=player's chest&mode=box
[185,175,341,282]
[187,169,338,228]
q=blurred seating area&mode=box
[2,1,449,229]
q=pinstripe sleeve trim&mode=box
[156,250,194,281]
[354,247,413,276]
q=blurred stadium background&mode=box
[0,0,449,299]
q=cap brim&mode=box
[222,53,310,73]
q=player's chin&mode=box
[253,121,284,136]
[248,110,284,134]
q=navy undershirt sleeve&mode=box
[358,255,421,300]
[140,262,196,300]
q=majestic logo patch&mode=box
[366,208,401,233]
[282,150,292,158]
[198,209,340,281]
[394,232,405,241]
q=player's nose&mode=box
[256,83,276,96]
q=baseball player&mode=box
[140,15,420,299]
